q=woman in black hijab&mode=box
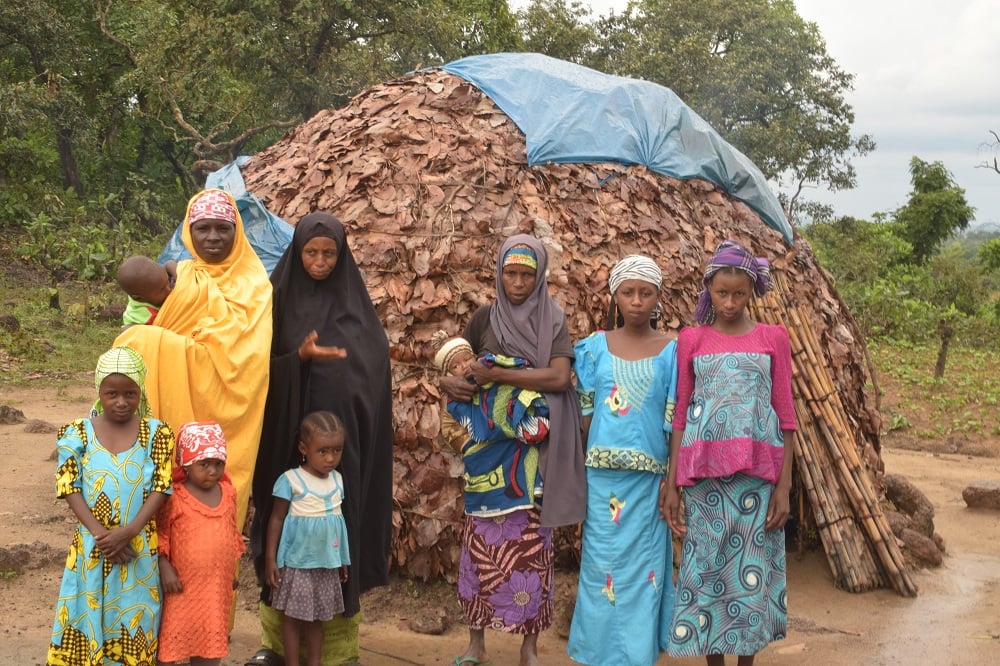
[248,213,393,666]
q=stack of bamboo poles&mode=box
[753,273,918,597]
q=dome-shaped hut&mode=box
[238,54,916,596]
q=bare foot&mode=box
[457,627,488,665]
[519,633,541,666]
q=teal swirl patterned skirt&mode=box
[667,473,786,657]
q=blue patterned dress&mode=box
[667,324,796,657]
[568,332,678,666]
[47,418,174,666]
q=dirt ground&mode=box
[1,380,999,665]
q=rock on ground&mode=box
[883,473,936,537]
[961,480,1000,510]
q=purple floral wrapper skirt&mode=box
[458,506,554,634]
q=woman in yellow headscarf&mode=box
[115,189,272,529]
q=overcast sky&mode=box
[510,0,1000,229]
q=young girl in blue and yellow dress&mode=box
[46,346,175,665]
[567,255,679,666]
[663,240,797,666]
[265,411,351,666]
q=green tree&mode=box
[91,0,520,187]
[894,157,975,264]
[802,216,910,285]
[588,0,873,219]
[518,0,599,62]
[981,238,1000,272]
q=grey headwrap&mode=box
[489,234,587,527]
[608,255,662,294]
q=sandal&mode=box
[245,648,284,666]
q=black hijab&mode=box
[251,213,393,616]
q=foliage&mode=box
[586,0,873,218]
[96,0,520,178]
[803,216,1000,348]
[980,238,1000,271]
[517,0,599,62]
[870,340,1000,441]
[0,260,122,383]
[893,157,975,264]
[801,216,910,283]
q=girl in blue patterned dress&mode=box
[663,240,797,666]
[46,346,175,666]
[264,411,351,666]
[568,255,678,666]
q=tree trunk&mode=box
[934,319,954,379]
[55,127,85,198]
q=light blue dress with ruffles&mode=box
[273,467,351,570]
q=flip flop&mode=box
[453,657,488,666]
[245,648,284,666]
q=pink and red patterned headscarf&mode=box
[187,189,237,225]
[176,421,228,467]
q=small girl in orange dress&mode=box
[157,421,244,666]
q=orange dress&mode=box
[157,477,244,662]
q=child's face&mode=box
[298,431,345,478]
[98,373,141,423]
[613,279,659,326]
[185,458,225,491]
[447,350,476,378]
[707,270,753,325]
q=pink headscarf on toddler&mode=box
[176,421,228,468]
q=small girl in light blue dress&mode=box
[264,411,351,666]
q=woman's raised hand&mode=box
[298,330,348,362]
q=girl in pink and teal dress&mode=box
[664,240,797,666]
[568,255,678,666]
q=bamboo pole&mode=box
[750,273,918,597]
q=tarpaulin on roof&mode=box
[158,157,294,273]
[441,53,792,242]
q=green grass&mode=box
[0,275,122,385]
[868,340,1000,441]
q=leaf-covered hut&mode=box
[239,54,917,596]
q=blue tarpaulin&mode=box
[158,157,294,273]
[159,53,791,269]
[442,53,792,242]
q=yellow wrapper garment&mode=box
[115,190,272,530]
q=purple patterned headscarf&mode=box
[694,240,771,324]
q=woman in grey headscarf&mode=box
[439,234,586,666]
